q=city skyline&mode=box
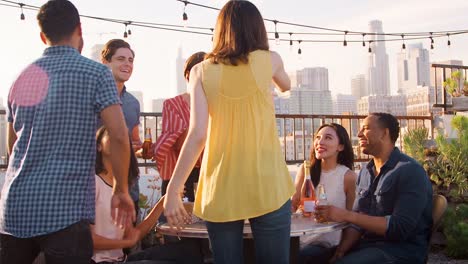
[1,0,468,111]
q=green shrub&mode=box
[402,127,428,164]
[442,203,468,258]
[429,115,468,201]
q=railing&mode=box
[0,111,433,169]
[431,63,468,113]
[275,114,433,165]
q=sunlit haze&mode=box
[1,0,468,111]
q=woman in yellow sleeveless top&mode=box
[164,1,294,263]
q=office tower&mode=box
[333,94,357,115]
[397,43,430,94]
[406,85,441,116]
[358,95,406,116]
[296,67,329,91]
[367,20,390,96]
[175,46,187,95]
[351,74,368,99]
[289,88,333,115]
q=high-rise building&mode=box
[406,85,441,116]
[175,46,186,95]
[333,94,357,114]
[367,20,390,96]
[358,95,406,116]
[296,67,329,91]
[289,88,333,115]
[351,74,367,99]
[397,43,430,94]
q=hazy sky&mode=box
[1,0,468,111]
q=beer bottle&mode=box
[301,160,316,217]
[141,128,153,159]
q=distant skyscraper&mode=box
[367,20,390,96]
[289,88,333,115]
[296,67,329,90]
[333,94,357,114]
[397,43,430,94]
[358,95,406,116]
[351,74,368,99]
[406,85,441,116]
[90,44,105,62]
[175,46,186,95]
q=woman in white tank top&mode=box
[292,123,357,264]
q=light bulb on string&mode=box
[289,32,293,52]
[126,21,132,36]
[297,40,302,61]
[447,33,451,46]
[123,23,128,38]
[19,3,25,20]
[273,20,280,45]
[210,28,214,42]
[182,1,188,28]
[362,33,366,47]
[343,31,348,46]
[401,34,406,50]
[368,41,372,53]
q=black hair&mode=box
[37,0,80,43]
[95,126,139,186]
[371,112,400,144]
[309,123,354,187]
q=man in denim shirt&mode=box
[315,113,432,264]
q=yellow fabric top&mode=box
[193,50,294,222]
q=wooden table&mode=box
[157,214,348,263]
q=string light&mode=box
[126,21,132,36]
[430,32,434,50]
[289,32,293,51]
[343,30,348,46]
[368,41,372,53]
[19,2,24,20]
[274,20,280,45]
[182,0,188,27]
[123,23,128,38]
[401,34,406,50]
[1,0,467,49]
[298,40,302,55]
[210,28,213,42]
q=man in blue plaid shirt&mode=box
[0,1,135,263]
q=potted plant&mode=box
[443,71,468,111]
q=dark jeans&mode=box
[298,244,336,264]
[335,242,398,264]
[0,220,92,264]
[127,238,203,264]
[206,200,291,264]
